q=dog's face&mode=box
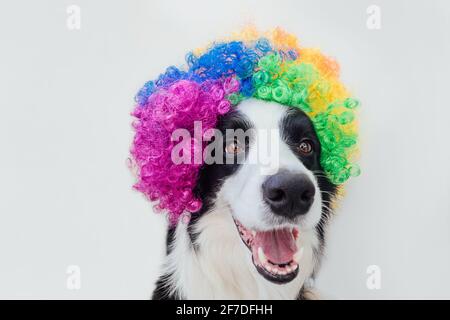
[194,99,336,284]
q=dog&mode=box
[151,99,338,299]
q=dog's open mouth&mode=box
[234,219,300,284]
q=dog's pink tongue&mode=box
[254,229,297,264]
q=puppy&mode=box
[152,99,337,299]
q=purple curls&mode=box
[223,76,240,94]
[131,79,237,224]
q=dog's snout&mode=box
[262,171,315,218]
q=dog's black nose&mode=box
[262,171,315,218]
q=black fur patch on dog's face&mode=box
[281,108,322,171]
[280,108,337,244]
[187,111,253,246]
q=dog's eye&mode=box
[225,140,244,155]
[298,139,313,155]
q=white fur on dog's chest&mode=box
[161,205,318,300]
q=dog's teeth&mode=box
[286,266,292,273]
[291,264,298,271]
[280,270,287,275]
[252,230,256,237]
[293,247,304,263]
[257,247,268,264]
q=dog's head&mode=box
[131,28,359,285]
[194,99,337,283]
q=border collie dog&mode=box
[152,99,337,300]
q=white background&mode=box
[1,0,449,299]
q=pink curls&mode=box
[131,79,237,224]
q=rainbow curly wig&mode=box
[131,28,360,223]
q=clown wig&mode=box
[131,27,360,223]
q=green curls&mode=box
[312,100,360,184]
